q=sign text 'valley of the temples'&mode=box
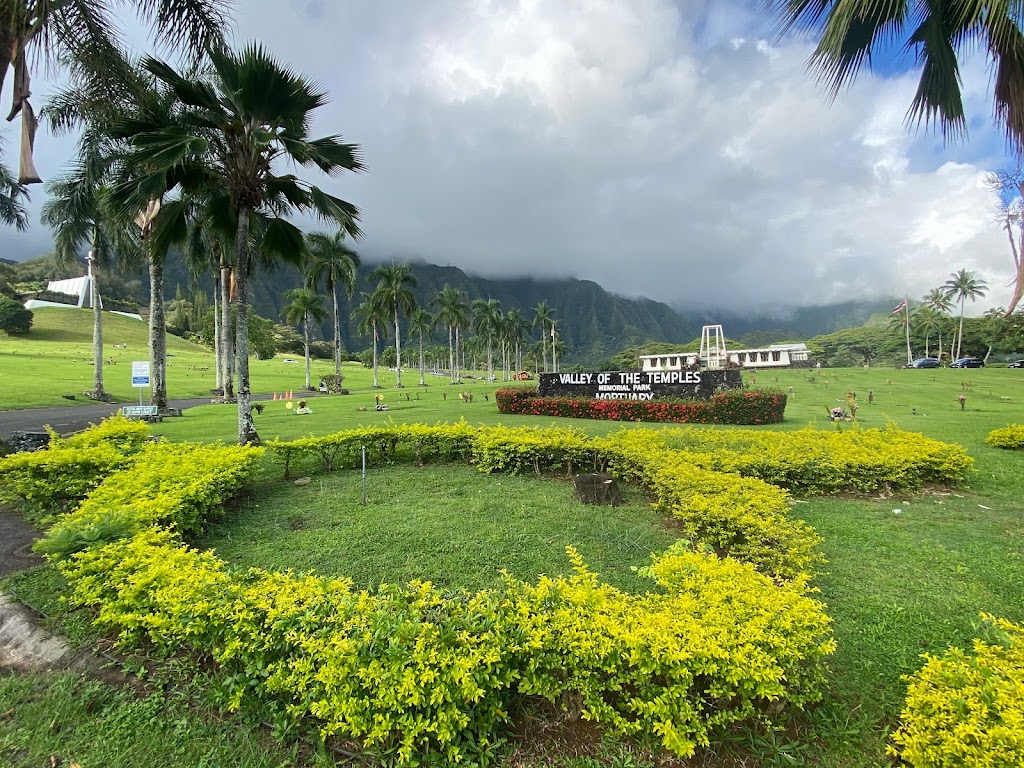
[538,369,742,401]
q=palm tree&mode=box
[370,264,417,388]
[305,230,360,383]
[943,269,989,360]
[532,300,554,373]
[354,290,389,389]
[0,161,28,228]
[914,306,941,359]
[0,0,229,185]
[41,127,140,401]
[472,298,502,382]
[283,287,327,391]
[114,45,363,444]
[504,308,530,374]
[406,308,433,387]
[770,1,1024,152]
[923,287,954,362]
[432,285,468,384]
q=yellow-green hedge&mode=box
[60,531,834,764]
[32,417,976,765]
[650,425,973,494]
[0,415,150,522]
[890,615,1024,767]
[986,424,1024,451]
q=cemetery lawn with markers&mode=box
[3,344,1024,765]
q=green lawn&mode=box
[0,307,473,410]
[4,354,1024,767]
[197,464,674,594]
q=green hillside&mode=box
[0,308,370,408]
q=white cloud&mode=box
[2,0,1016,314]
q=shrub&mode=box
[986,424,1024,451]
[650,425,973,494]
[890,615,1024,767]
[495,387,786,425]
[60,533,834,765]
[0,295,33,334]
[37,441,262,558]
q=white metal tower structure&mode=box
[699,324,727,369]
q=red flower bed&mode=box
[495,387,786,425]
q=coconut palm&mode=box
[770,1,1024,152]
[305,230,360,383]
[471,298,502,382]
[0,0,229,185]
[354,290,389,389]
[112,44,363,444]
[432,285,468,384]
[370,264,417,388]
[532,300,554,373]
[943,269,989,360]
[406,308,433,387]
[283,287,327,391]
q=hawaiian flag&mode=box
[891,299,907,315]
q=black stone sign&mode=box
[538,369,742,401]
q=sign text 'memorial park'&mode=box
[538,370,742,401]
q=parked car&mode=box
[910,358,941,368]
[950,357,985,368]
[1009,360,1024,368]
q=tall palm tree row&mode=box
[432,285,469,384]
[113,44,363,444]
[770,1,1024,152]
[371,264,417,388]
[943,269,989,360]
[305,230,360,383]
[283,288,327,391]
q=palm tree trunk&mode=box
[957,300,965,360]
[213,272,222,390]
[90,254,104,398]
[938,329,943,363]
[372,321,380,388]
[148,254,168,410]
[448,326,455,383]
[303,311,312,390]
[486,337,493,381]
[220,261,234,399]
[455,326,461,383]
[394,309,403,387]
[235,208,258,445]
[541,331,548,373]
[331,277,342,380]
[418,332,425,386]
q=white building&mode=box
[639,324,811,371]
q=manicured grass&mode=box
[4,343,1024,766]
[197,464,674,594]
[0,306,478,410]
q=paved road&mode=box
[0,507,42,577]
[0,392,292,438]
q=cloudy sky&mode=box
[2,0,1019,313]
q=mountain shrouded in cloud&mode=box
[1,0,1015,313]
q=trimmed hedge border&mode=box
[495,387,786,424]
[0,417,978,765]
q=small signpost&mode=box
[131,360,151,407]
